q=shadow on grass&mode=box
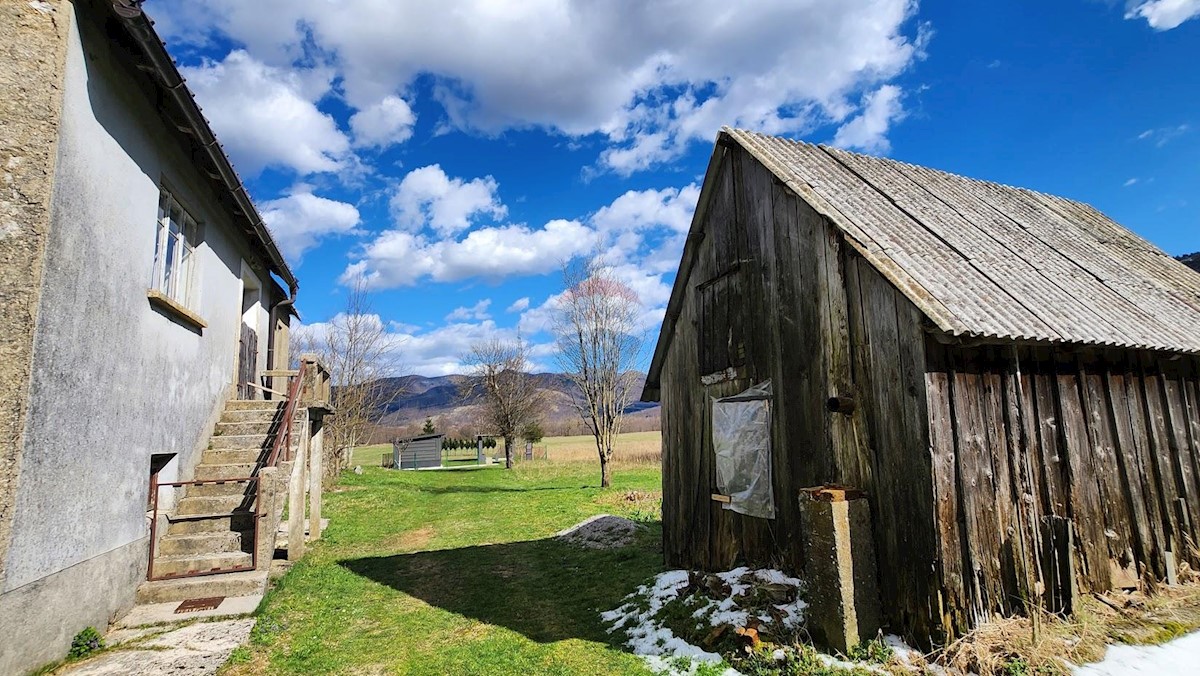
[339,529,662,645]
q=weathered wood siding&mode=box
[660,146,938,640]
[925,343,1200,635]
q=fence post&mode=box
[287,413,309,561]
[308,418,323,541]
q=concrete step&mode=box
[150,551,253,578]
[166,511,256,534]
[224,400,284,412]
[155,531,250,557]
[210,434,270,451]
[186,479,257,498]
[135,569,267,604]
[194,462,258,481]
[220,409,281,423]
[215,420,290,437]
[176,494,249,515]
[202,448,266,465]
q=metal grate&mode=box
[174,596,224,614]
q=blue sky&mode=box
[144,0,1200,375]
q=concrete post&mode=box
[477,436,484,464]
[255,465,287,571]
[287,429,308,562]
[799,486,881,653]
[308,420,323,541]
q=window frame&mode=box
[696,263,746,377]
[151,187,201,310]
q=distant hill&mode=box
[1179,252,1200,274]
[368,372,659,439]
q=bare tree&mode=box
[462,336,544,469]
[292,277,402,482]
[554,258,644,487]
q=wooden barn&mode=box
[642,127,1200,643]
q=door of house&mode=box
[238,266,263,400]
[237,323,258,399]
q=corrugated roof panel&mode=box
[825,147,1119,345]
[725,127,1200,354]
[734,130,1053,340]
[906,164,1195,351]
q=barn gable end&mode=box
[647,127,1200,645]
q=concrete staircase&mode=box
[137,399,289,603]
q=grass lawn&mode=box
[224,453,664,675]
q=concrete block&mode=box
[799,486,881,654]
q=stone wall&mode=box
[0,0,70,591]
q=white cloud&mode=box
[445,299,492,321]
[390,165,507,236]
[180,50,350,175]
[1137,124,1191,147]
[151,0,926,175]
[260,189,361,261]
[342,219,596,289]
[831,85,905,154]
[1124,177,1140,187]
[349,95,417,148]
[506,297,530,313]
[1126,0,1200,29]
[591,185,699,235]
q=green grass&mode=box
[225,462,664,675]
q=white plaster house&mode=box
[0,2,325,672]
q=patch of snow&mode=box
[603,567,810,676]
[816,652,890,674]
[883,634,925,669]
[1074,630,1200,675]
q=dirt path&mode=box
[60,619,254,676]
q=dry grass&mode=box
[935,584,1200,675]
[539,430,661,468]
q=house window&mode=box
[152,189,200,308]
[697,269,746,375]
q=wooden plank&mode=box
[1105,367,1156,578]
[1054,354,1111,590]
[1123,360,1169,578]
[1181,367,1200,553]
[1158,360,1200,564]
[892,279,937,639]
[1001,352,1039,612]
[1078,354,1136,583]
[949,351,1003,622]
[925,342,969,637]
[979,350,1018,612]
[1031,355,1069,518]
[1140,356,1184,572]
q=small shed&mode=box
[393,434,444,470]
[643,127,1200,644]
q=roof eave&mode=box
[106,1,299,299]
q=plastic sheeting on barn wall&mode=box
[711,380,775,519]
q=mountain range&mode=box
[369,372,660,439]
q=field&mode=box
[225,437,664,675]
[351,430,662,470]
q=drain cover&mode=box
[174,596,224,614]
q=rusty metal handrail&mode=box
[146,364,307,582]
[266,362,307,468]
